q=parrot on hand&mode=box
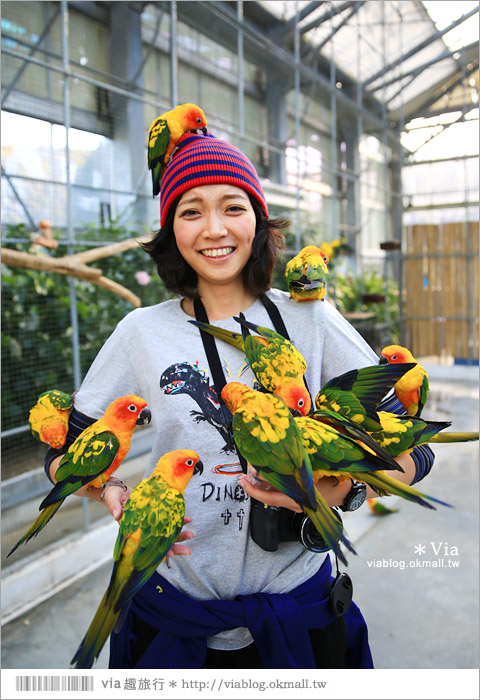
[189,314,311,416]
[28,389,73,448]
[380,344,429,417]
[148,103,208,196]
[221,381,355,565]
[314,362,417,432]
[367,498,398,516]
[71,449,203,669]
[285,246,330,302]
[7,395,151,557]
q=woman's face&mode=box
[173,184,256,291]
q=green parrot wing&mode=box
[148,117,171,195]
[41,430,120,508]
[39,390,72,410]
[417,372,430,416]
[110,478,185,610]
[316,363,416,430]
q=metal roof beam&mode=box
[303,0,365,61]
[378,41,478,92]
[405,62,479,120]
[299,0,358,35]
[277,1,325,41]
[362,5,479,89]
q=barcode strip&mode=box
[15,676,94,692]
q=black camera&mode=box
[249,497,343,553]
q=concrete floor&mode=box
[1,363,478,670]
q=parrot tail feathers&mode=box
[306,491,356,567]
[187,320,244,350]
[362,472,452,510]
[6,501,63,557]
[71,592,119,669]
[429,431,479,443]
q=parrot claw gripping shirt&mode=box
[71,289,386,651]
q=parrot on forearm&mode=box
[148,103,208,196]
[190,314,311,416]
[221,381,354,565]
[314,362,416,432]
[380,344,429,417]
[285,245,330,302]
[71,449,203,669]
[7,395,151,557]
[28,389,73,448]
[295,416,451,510]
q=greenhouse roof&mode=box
[255,0,479,123]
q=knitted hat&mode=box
[159,132,269,226]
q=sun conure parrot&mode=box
[368,411,477,457]
[7,395,151,557]
[284,246,330,302]
[28,389,73,448]
[71,449,203,669]
[380,344,429,417]
[314,362,417,432]
[147,103,208,196]
[189,313,311,416]
[367,498,398,516]
[221,381,355,565]
[295,416,451,510]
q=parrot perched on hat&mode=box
[7,395,151,557]
[28,389,73,448]
[189,314,311,416]
[148,103,208,196]
[221,381,355,565]
[285,246,330,302]
[71,449,203,669]
[380,344,429,417]
[294,415,450,510]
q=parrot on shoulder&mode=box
[189,314,311,416]
[380,344,429,417]
[28,389,73,448]
[71,449,203,669]
[285,246,329,302]
[221,381,355,565]
[148,103,208,196]
[7,395,151,557]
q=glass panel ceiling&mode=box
[257,1,479,115]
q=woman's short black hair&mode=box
[142,194,289,299]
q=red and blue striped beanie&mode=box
[159,132,269,226]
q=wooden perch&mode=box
[1,233,153,308]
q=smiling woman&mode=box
[44,125,433,671]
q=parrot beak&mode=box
[379,355,388,365]
[193,460,204,476]
[136,407,152,425]
[201,127,208,135]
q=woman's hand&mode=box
[166,516,195,566]
[102,482,134,521]
[238,467,302,513]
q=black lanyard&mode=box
[193,293,310,474]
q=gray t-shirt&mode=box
[74,289,378,650]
